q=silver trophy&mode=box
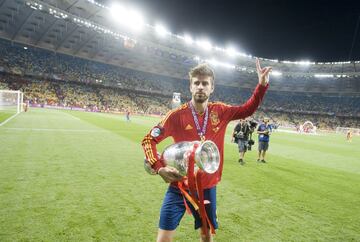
[144,140,220,176]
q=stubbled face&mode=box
[190,75,214,104]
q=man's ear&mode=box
[210,84,215,93]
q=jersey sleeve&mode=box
[222,84,269,121]
[141,110,177,172]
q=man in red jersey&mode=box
[142,59,271,242]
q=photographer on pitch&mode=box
[257,117,272,163]
[232,119,256,165]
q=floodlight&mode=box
[196,39,212,51]
[110,3,125,20]
[155,24,169,37]
[237,52,248,57]
[298,61,311,65]
[214,46,224,52]
[225,46,237,57]
[314,74,333,78]
[206,58,235,69]
[110,3,144,32]
[127,9,144,32]
[184,34,193,45]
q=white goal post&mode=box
[0,90,24,126]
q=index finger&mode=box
[256,58,261,73]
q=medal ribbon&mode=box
[189,102,209,141]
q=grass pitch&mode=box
[0,108,17,124]
[0,108,359,241]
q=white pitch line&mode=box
[61,111,81,120]
[1,127,137,133]
[1,127,107,132]
[0,112,20,127]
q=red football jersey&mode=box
[142,84,268,189]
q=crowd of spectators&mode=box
[0,82,9,90]
[0,38,359,129]
[253,110,359,131]
[0,39,187,96]
[0,75,170,115]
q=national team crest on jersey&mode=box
[210,111,220,126]
[151,127,162,138]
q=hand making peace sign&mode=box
[256,58,272,86]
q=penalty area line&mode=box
[0,112,20,127]
[0,127,107,132]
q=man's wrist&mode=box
[258,83,269,88]
[157,166,165,174]
[152,160,165,174]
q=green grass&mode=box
[0,108,359,241]
[0,109,16,123]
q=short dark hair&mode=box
[188,63,215,86]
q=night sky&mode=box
[113,0,360,62]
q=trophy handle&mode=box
[194,141,220,174]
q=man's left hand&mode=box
[256,58,272,86]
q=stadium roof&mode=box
[118,0,360,62]
[0,0,360,86]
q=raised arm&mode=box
[222,59,272,121]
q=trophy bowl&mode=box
[162,140,220,176]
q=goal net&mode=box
[336,127,360,136]
[0,90,24,125]
[299,120,317,134]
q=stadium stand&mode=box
[0,0,359,131]
[0,37,359,130]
